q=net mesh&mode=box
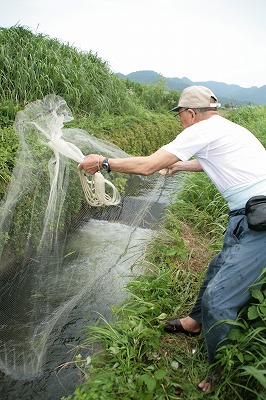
[0,95,171,379]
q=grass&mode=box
[67,112,181,156]
[63,172,266,400]
[0,26,180,127]
[224,106,266,146]
[0,24,266,400]
[63,267,208,400]
[60,177,217,399]
[0,25,139,125]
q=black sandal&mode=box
[163,318,201,337]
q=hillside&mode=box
[0,26,141,126]
[118,70,266,106]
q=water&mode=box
[0,174,183,400]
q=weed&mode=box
[66,168,266,400]
[1,24,266,400]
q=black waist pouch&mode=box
[245,195,266,231]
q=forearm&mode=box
[168,159,203,174]
[107,156,153,175]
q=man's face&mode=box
[178,108,195,128]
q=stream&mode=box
[0,175,183,400]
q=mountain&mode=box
[118,70,266,106]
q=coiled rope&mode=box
[47,138,121,207]
[79,170,121,206]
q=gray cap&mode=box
[171,85,220,112]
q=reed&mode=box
[0,25,140,125]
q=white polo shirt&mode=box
[162,115,266,210]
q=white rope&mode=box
[79,170,121,207]
[47,138,121,207]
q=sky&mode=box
[1,0,266,88]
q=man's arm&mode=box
[161,159,203,175]
[78,148,180,175]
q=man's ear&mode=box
[187,108,197,121]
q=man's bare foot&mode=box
[197,377,212,393]
[197,374,220,393]
[163,316,202,336]
[179,316,201,335]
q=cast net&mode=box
[0,95,173,379]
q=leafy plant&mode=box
[0,126,19,198]
[63,262,206,400]
[65,149,266,399]
[211,271,266,399]
[124,78,181,113]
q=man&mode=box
[78,86,266,392]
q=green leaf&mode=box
[165,248,177,256]
[236,352,244,363]
[154,369,167,380]
[259,304,266,317]
[241,366,266,389]
[109,346,119,354]
[251,288,264,303]
[138,305,148,314]
[157,312,168,320]
[227,328,242,341]
[140,374,156,393]
[248,305,259,320]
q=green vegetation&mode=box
[123,78,181,113]
[0,126,18,196]
[64,172,266,400]
[0,25,136,124]
[0,25,180,126]
[0,25,180,197]
[224,106,266,145]
[68,112,180,156]
[0,25,180,263]
[0,25,265,400]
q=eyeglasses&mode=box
[175,108,189,121]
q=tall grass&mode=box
[224,106,266,146]
[124,78,181,113]
[68,112,181,156]
[0,25,182,127]
[168,172,228,245]
[0,24,181,198]
[0,25,141,125]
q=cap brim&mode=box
[170,105,180,112]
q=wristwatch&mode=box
[101,158,111,173]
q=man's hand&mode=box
[78,154,104,174]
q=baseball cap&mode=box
[171,85,220,112]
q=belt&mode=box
[228,208,245,217]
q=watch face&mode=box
[102,159,110,172]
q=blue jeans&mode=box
[189,210,266,364]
